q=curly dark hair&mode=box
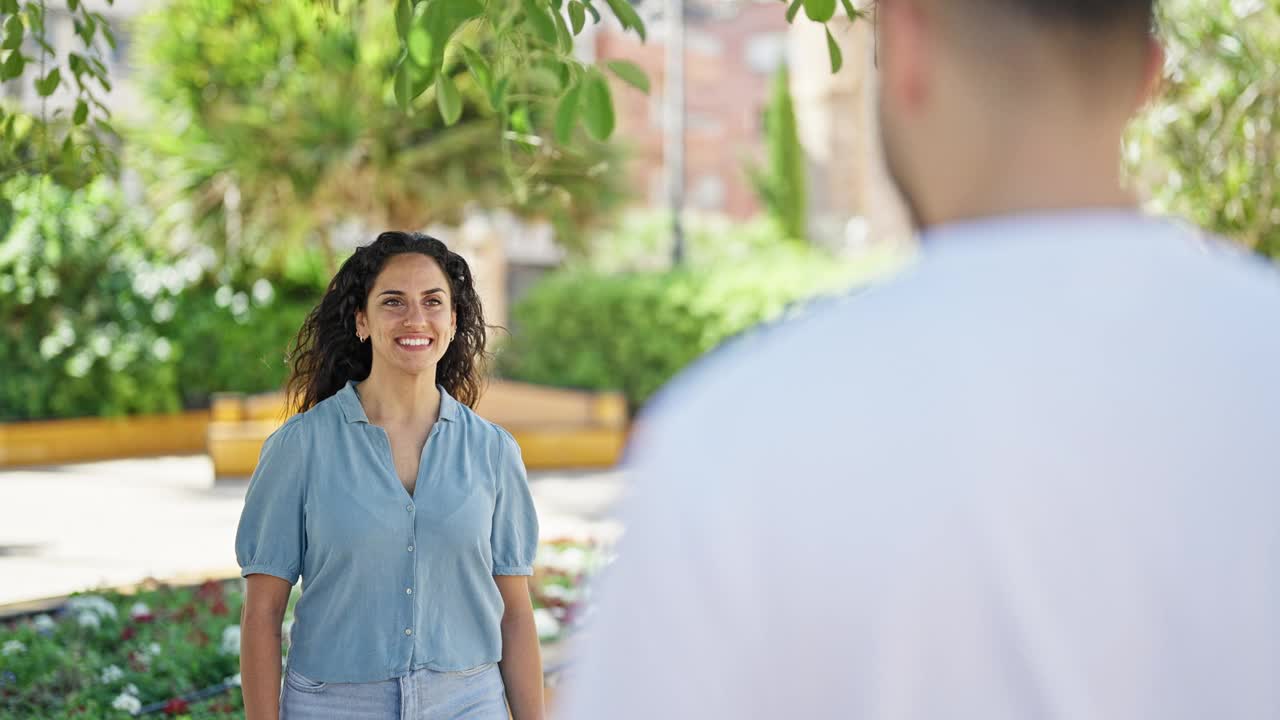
[286,231,489,413]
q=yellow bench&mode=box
[207,380,629,477]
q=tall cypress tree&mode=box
[750,66,808,242]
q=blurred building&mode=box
[787,12,912,248]
[590,0,789,219]
[591,0,909,248]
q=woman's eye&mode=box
[384,299,402,307]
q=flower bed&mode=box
[0,539,612,719]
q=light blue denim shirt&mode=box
[235,380,539,683]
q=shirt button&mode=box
[405,587,413,595]
[406,504,414,512]
[407,545,414,552]
[404,628,413,636]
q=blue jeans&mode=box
[280,663,508,719]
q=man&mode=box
[563,0,1280,717]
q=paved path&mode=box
[0,455,625,608]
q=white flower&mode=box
[125,683,139,696]
[533,608,561,641]
[220,625,241,655]
[77,611,101,630]
[1,640,25,656]
[147,642,162,657]
[539,583,576,602]
[66,595,118,621]
[111,691,142,714]
[33,614,56,633]
[225,673,242,688]
[129,602,151,620]
[100,665,125,684]
[541,547,588,575]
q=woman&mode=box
[235,232,543,720]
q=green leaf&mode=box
[785,0,802,23]
[461,45,493,99]
[555,82,581,145]
[408,17,432,66]
[0,0,18,14]
[73,99,88,125]
[825,26,842,73]
[394,60,413,112]
[0,50,21,81]
[551,0,574,51]
[523,0,558,46]
[100,19,116,50]
[606,59,648,93]
[24,3,43,34]
[35,66,60,97]
[553,58,573,89]
[580,69,614,140]
[437,71,462,125]
[492,76,510,111]
[803,0,836,23]
[603,0,645,41]
[2,16,22,50]
[568,1,586,34]
[395,0,412,41]
[582,1,601,23]
[437,0,484,35]
[510,104,532,135]
[839,0,862,22]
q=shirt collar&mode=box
[337,380,460,424]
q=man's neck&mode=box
[921,109,1137,229]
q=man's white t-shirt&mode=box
[562,211,1280,719]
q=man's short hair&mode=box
[983,0,1154,32]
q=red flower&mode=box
[134,613,155,624]
[210,597,229,616]
[120,625,137,642]
[196,579,225,603]
[164,697,190,715]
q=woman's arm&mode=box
[240,574,292,720]
[496,575,545,720]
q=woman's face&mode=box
[354,253,457,378]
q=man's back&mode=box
[564,212,1280,718]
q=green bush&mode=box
[0,176,185,421]
[1127,0,1280,256]
[501,243,901,410]
[167,283,315,409]
[0,175,325,421]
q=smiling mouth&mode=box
[396,337,434,349]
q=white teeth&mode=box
[398,338,432,347]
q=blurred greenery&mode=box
[501,216,904,410]
[748,67,808,242]
[166,283,316,411]
[0,176,184,421]
[0,176,323,421]
[1128,0,1280,257]
[128,0,624,273]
